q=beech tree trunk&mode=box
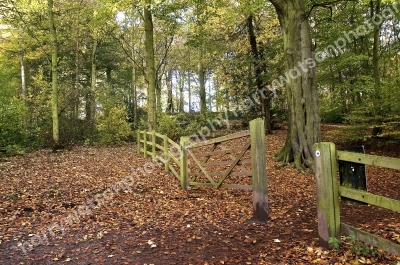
[246,14,272,134]
[144,0,157,131]
[270,0,321,169]
[47,0,60,148]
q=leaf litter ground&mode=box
[0,125,399,265]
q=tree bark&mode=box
[198,49,207,114]
[270,0,321,170]
[130,19,138,127]
[166,68,174,113]
[188,70,192,113]
[47,0,60,148]
[74,39,80,118]
[18,29,26,100]
[144,0,157,131]
[178,70,185,112]
[246,14,272,134]
[86,39,97,129]
[371,0,382,119]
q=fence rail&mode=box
[136,118,269,222]
[315,142,400,256]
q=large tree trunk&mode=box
[47,0,60,148]
[270,0,321,170]
[246,14,272,134]
[144,0,157,131]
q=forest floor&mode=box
[0,124,399,265]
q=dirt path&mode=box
[0,127,399,264]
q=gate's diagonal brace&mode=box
[219,144,250,174]
[189,143,218,182]
[215,142,251,189]
[187,149,217,186]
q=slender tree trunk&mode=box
[371,0,382,119]
[144,1,157,131]
[198,49,207,114]
[47,0,60,148]
[208,79,212,111]
[166,68,174,113]
[270,0,321,170]
[130,20,138,127]
[188,70,192,113]
[87,39,97,129]
[18,29,26,99]
[246,14,272,134]
[131,52,138,127]
[214,76,219,112]
[74,39,80,118]
[179,70,185,112]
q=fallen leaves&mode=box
[0,127,398,264]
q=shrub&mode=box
[96,107,132,145]
[157,113,183,141]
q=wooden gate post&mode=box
[180,136,189,190]
[314,142,340,249]
[250,118,268,222]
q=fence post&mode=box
[143,132,147,159]
[152,131,156,161]
[314,142,340,249]
[137,130,141,155]
[164,135,169,173]
[250,118,268,222]
[180,136,189,190]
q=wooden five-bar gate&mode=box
[315,142,400,256]
[137,118,269,221]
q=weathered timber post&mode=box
[314,142,341,249]
[143,131,147,159]
[250,118,268,222]
[163,134,169,173]
[180,136,189,190]
[137,130,141,155]
[151,131,156,161]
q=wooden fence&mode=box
[315,142,400,256]
[137,118,269,222]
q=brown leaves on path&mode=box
[0,126,399,264]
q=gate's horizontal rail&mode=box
[191,130,250,148]
[337,150,400,170]
[341,223,400,256]
[198,158,251,167]
[339,186,400,213]
[189,182,252,190]
[188,171,252,177]
[193,147,249,157]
